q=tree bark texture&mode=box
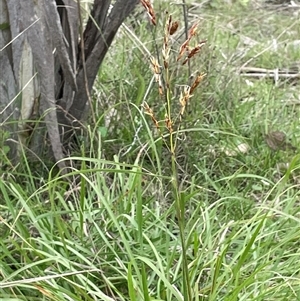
[0,0,139,166]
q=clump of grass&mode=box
[142,3,206,300]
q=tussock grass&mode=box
[1,0,300,300]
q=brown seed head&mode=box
[143,102,159,129]
[140,0,156,25]
[182,41,206,65]
[169,21,179,35]
[179,86,192,118]
[165,114,173,133]
[190,73,206,94]
[188,22,199,39]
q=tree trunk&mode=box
[0,0,139,168]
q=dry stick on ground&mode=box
[239,66,300,79]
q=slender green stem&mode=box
[164,50,192,301]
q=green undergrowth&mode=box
[1,150,300,300]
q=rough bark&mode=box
[0,0,139,168]
[0,0,19,161]
[59,0,140,136]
